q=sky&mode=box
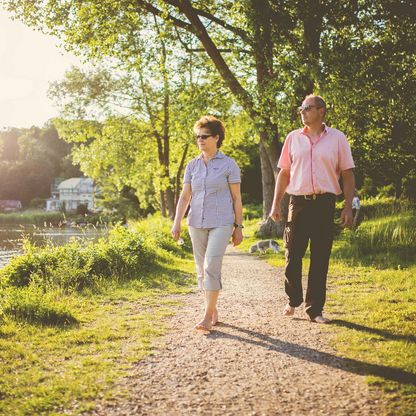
[0,9,83,129]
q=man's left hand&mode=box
[340,207,353,228]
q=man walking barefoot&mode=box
[269,95,355,324]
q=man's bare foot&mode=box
[310,315,331,324]
[194,318,212,331]
[283,304,295,316]
[211,308,218,326]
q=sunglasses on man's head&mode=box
[297,104,322,113]
[195,134,213,140]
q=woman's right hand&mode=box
[171,223,181,241]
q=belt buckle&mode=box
[304,194,317,200]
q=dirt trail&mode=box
[88,247,383,415]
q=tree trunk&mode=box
[175,143,189,205]
[395,177,402,199]
[165,187,175,218]
[160,190,167,217]
[258,131,286,237]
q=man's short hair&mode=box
[305,94,327,115]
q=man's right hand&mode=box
[269,205,282,222]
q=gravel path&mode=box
[88,247,383,416]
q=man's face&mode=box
[299,98,323,126]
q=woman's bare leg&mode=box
[195,290,219,330]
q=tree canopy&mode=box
[2,0,415,224]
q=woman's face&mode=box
[195,127,219,152]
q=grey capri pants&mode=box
[188,224,234,291]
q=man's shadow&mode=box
[331,319,416,344]
[207,322,416,386]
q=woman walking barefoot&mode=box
[171,115,243,331]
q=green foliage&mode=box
[376,184,395,199]
[243,203,264,220]
[359,177,377,199]
[132,214,191,256]
[1,225,157,293]
[334,212,416,268]
[0,124,81,206]
[28,198,46,209]
[3,0,416,216]
[1,286,78,327]
[358,197,415,220]
[0,210,121,226]
[322,1,416,198]
[0,211,65,225]
[0,213,194,415]
[333,197,416,268]
[76,203,89,215]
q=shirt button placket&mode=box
[202,163,207,227]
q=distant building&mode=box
[45,177,98,212]
[0,200,22,212]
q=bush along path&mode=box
[87,246,386,416]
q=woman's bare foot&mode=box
[194,318,212,331]
[211,308,218,326]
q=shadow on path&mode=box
[331,319,416,344]
[208,323,416,386]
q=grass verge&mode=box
[0,216,195,416]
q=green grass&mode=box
[0,210,67,225]
[243,202,416,416]
[0,209,123,226]
[2,203,415,415]
[332,213,416,268]
[0,216,195,416]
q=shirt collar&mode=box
[301,123,328,135]
[197,151,224,160]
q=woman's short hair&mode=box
[194,115,225,148]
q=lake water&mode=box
[0,225,107,268]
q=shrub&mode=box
[243,203,263,220]
[359,197,415,220]
[28,198,46,209]
[132,214,191,255]
[376,184,395,198]
[0,225,157,293]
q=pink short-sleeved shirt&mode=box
[278,124,355,196]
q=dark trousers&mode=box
[283,193,336,319]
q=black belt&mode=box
[291,193,335,201]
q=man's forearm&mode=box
[342,169,355,208]
[271,169,290,208]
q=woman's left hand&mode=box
[232,227,243,246]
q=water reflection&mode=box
[0,225,107,268]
